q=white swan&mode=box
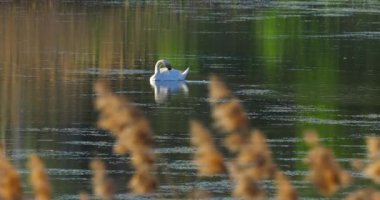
[149,59,189,82]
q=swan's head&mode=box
[161,60,172,70]
[166,63,172,70]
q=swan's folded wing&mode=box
[182,67,190,79]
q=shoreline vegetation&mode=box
[1,75,380,199]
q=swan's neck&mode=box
[154,60,165,74]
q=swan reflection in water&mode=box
[150,80,189,103]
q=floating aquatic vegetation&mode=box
[190,120,226,176]
[0,146,22,200]
[28,154,52,200]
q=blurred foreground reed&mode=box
[0,76,380,200]
[94,80,157,195]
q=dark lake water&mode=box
[1,0,380,199]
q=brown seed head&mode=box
[212,100,249,133]
[367,137,380,160]
[344,188,380,200]
[190,120,225,176]
[79,191,90,200]
[233,176,266,200]
[303,130,320,146]
[275,171,298,200]
[0,147,22,200]
[90,160,114,200]
[208,75,232,103]
[350,159,365,171]
[28,154,51,200]
[364,160,380,184]
[224,132,246,152]
[128,170,157,194]
[305,146,351,196]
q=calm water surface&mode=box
[1,0,380,199]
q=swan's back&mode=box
[150,59,190,81]
[151,68,186,81]
[156,68,184,81]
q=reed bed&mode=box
[0,76,380,199]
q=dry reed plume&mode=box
[366,137,380,160]
[94,80,157,194]
[345,137,380,185]
[187,189,212,199]
[79,192,90,200]
[205,75,298,199]
[303,130,320,146]
[236,130,276,180]
[233,176,266,200]
[208,75,249,152]
[28,154,52,200]
[208,75,232,103]
[0,76,379,200]
[0,146,22,200]
[90,160,114,200]
[228,131,280,199]
[190,120,226,176]
[303,133,351,196]
[363,137,380,183]
[344,188,380,200]
[350,159,365,171]
[275,172,298,200]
